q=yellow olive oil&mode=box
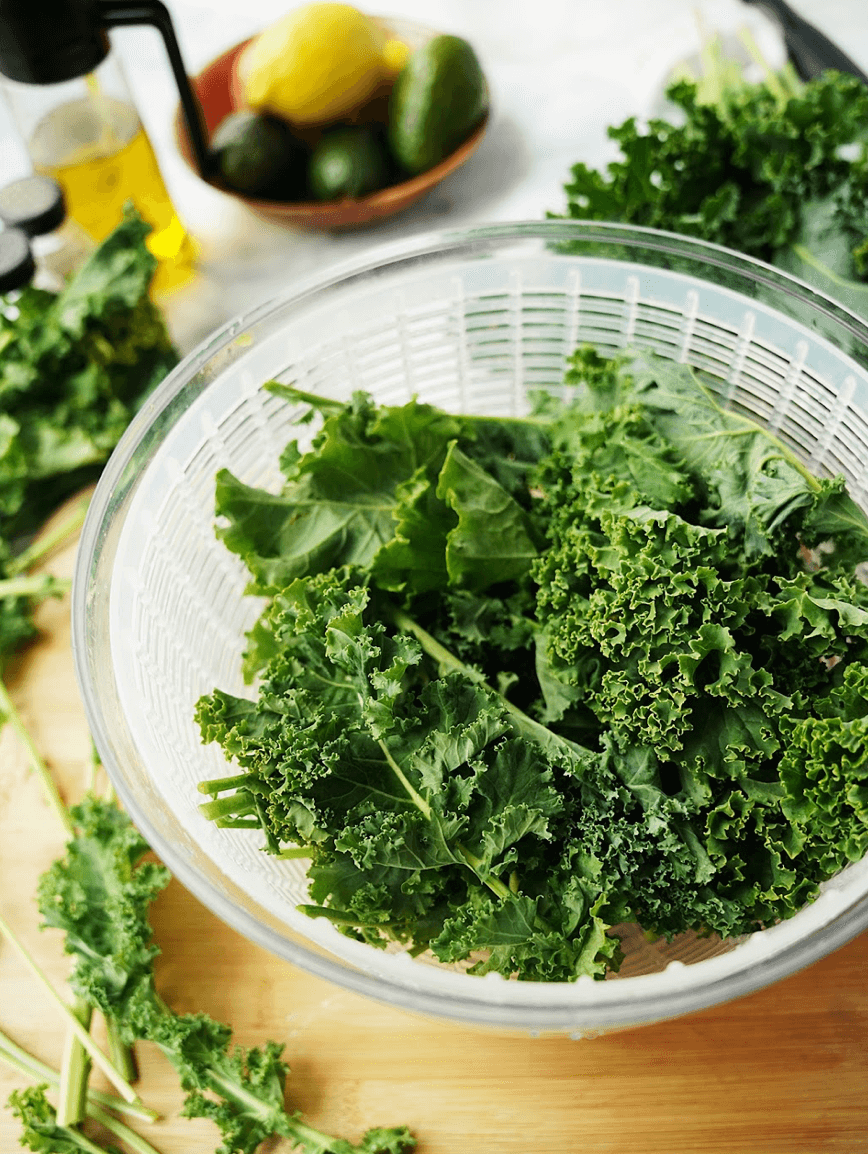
[29,92,197,292]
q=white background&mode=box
[2,0,867,349]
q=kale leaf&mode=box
[197,348,868,980]
[0,209,177,539]
[215,384,545,599]
[552,68,868,320]
[0,209,178,671]
[8,1084,119,1154]
[37,797,416,1154]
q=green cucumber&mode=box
[388,34,488,176]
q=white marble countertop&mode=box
[2,0,867,350]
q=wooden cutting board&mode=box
[2,522,867,1154]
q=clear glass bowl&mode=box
[72,220,868,1037]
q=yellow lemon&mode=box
[240,3,389,127]
[382,37,410,77]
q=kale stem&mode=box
[56,997,92,1127]
[376,736,433,821]
[199,791,256,820]
[0,677,73,834]
[735,25,800,104]
[88,742,110,798]
[389,606,488,684]
[265,378,550,430]
[197,772,256,795]
[456,846,511,901]
[0,573,72,599]
[87,1102,163,1154]
[7,494,90,576]
[106,1016,138,1087]
[389,605,585,767]
[277,1112,364,1152]
[696,19,726,112]
[0,1027,55,1079]
[264,380,348,414]
[0,909,141,1105]
[88,1089,156,1123]
[0,1027,158,1121]
[790,243,868,297]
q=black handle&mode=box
[744,0,868,84]
[98,0,213,178]
[0,0,110,85]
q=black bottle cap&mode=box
[0,0,109,85]
[0,226,35,292]
[0,176,67,236]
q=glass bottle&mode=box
[0,0,212,296]
[2,53,197,292]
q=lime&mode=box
[308,126,390,200]
[211,111,306,198]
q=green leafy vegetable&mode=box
[36,796,416,1154]
[7,1082,160,1154]
[1,212,417,1149]
[2,214,414,1154]
[551,49,868,319]
[215,384,543,601]
[9,1085,117,1154]
[0,208,177,672]
[196,347,868,981]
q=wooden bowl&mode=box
[174,24,489,231]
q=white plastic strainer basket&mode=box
[73,221,868,1036]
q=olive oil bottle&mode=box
[4,55,196,292]
[0,0,211,296]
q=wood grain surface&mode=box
[1,524,867,1154]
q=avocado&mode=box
[307,126,391,200]
[388,35,488,176]
[211,110,306,199]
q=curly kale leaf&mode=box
[530,351,868,935]
[552,70,868,316]
[779,662,868,873]
[212,390,455,593]
[37,796,169,1017]
[199,348,868,977]
[555,347,868,564]
[433,440,541,592]
[0,209,177,673]
[36,797,416,1154]
[0,564,70,670]
[197,569,629,980]
[0,210,176,539]
[8,1085,120,1154]
[533,496,868,933]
